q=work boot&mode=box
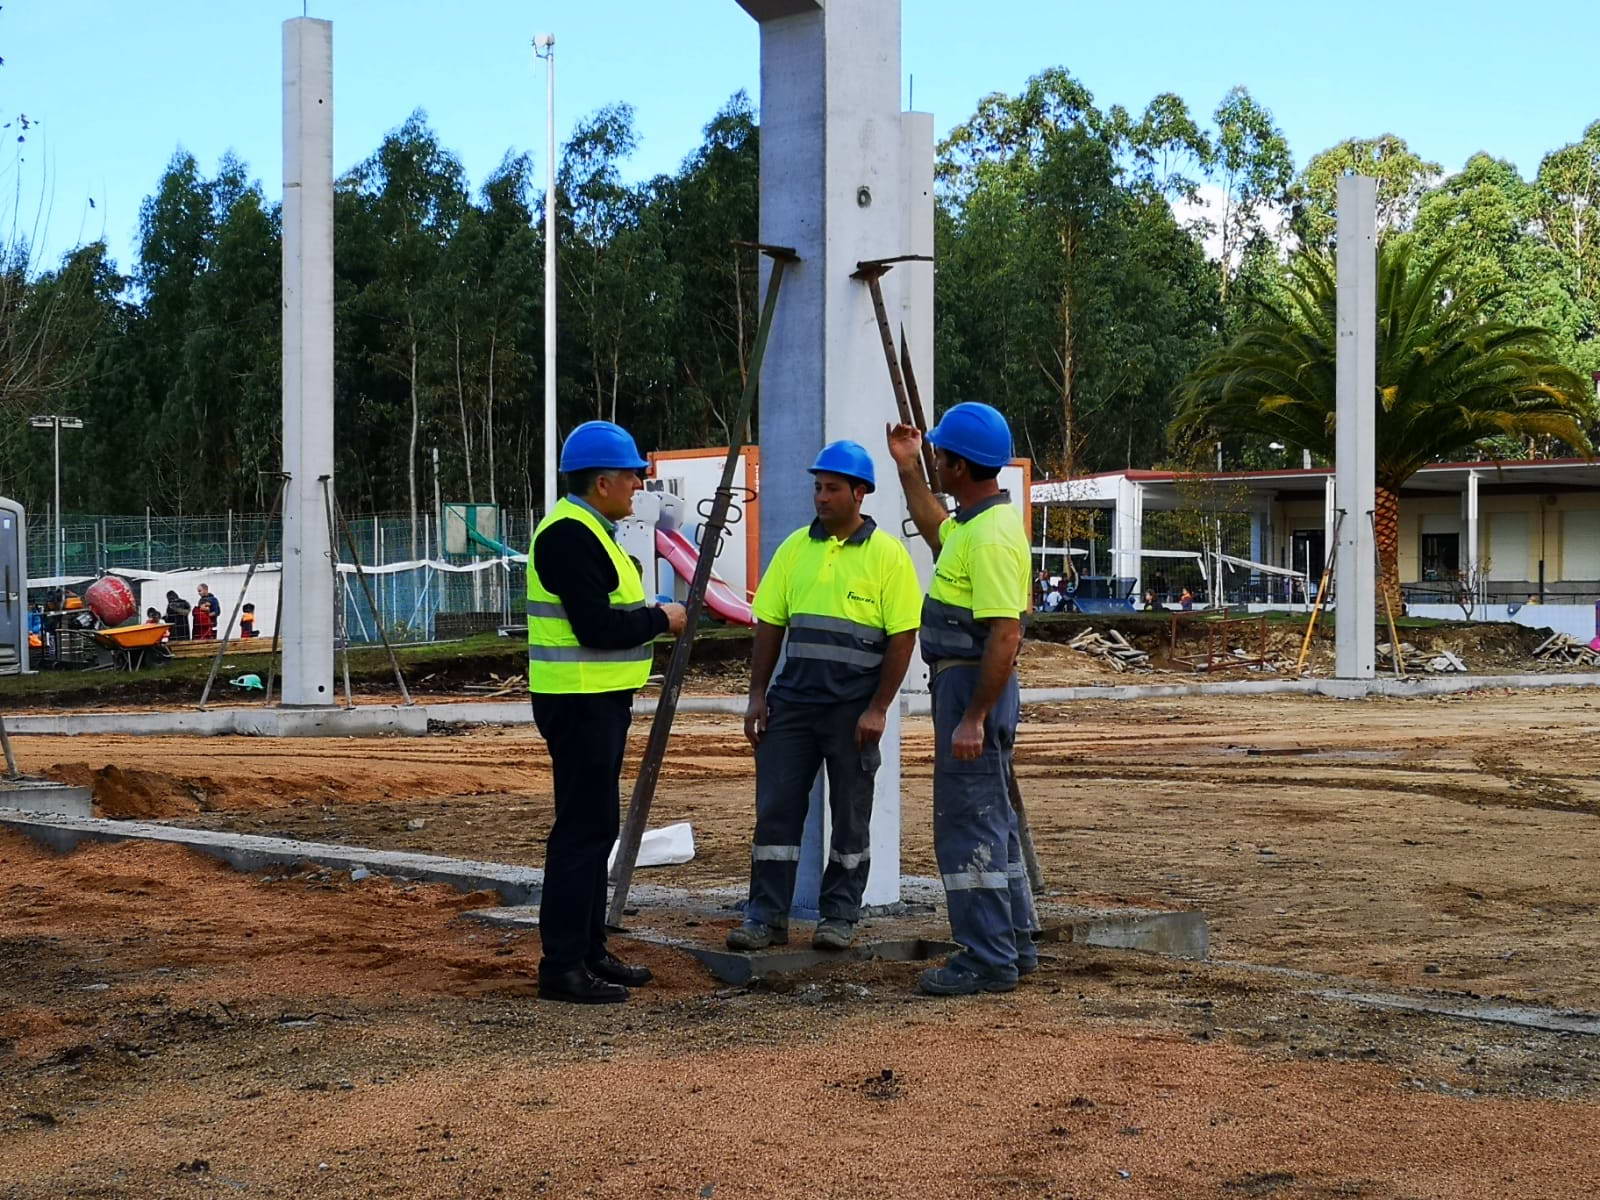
[726,921,788,952]
[917,962,1017,997]
[538,965,629,1005]
[812,919,855,951]
[587,951,652,988]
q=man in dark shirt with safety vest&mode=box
[887,402,1039,996]
[728,440,921,953]
[527,420,687,1004]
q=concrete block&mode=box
[0,780,93,818]
[0,814,541,905]
[1040,907,1210,959]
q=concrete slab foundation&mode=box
[0,814,542,905]
[0,779,93,818]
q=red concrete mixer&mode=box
[85,576,137,627]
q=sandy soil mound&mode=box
[47,763,211,818]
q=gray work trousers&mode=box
[931,664,1038,979]
[745,695,880,926]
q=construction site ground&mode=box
[5,686,1600,1197]
[0,615,1565,713]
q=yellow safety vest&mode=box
[526,498,653,694]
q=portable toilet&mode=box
[0,497,27,674]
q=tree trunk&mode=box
[455,324,474,502]
[1374,484,1402,617]
[408,335,420,561]
[485,330,497,507]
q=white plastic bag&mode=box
[608,821,695,871]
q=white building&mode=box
[1033,457,1600,605]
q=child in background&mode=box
[240,603,258,638]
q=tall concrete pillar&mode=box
[1463,470,1481,599]
[1334,175,1377,679]
[1111,477,1144,597]
[281,18,336,706]
[736,0,921,909]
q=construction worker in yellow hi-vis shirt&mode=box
[886,402,1039,996]
[727,440,921,954]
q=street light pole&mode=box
[534,32,557,517]
[29,415,83,581]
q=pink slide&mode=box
[655,528,755,626]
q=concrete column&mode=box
[281,18,336,707]
[1111,477,1143,597]
[738,0,913,910]
[1334,175,1377,680]
[1464,470,1481,598]
[898,108,935,695]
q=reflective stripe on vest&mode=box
[526,498,653,694]
[918,595,987,662]
[784,611,886,670]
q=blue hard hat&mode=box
[808,440,876,492]
[927,401,1013,469]
[559,420,650,473]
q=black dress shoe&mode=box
[587,951,653,988]
[538,965,628,1004]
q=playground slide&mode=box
[465,525,527,561]
[655,528,754,626]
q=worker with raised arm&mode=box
[886,402,1039,996]
[728,440,921,953]
[526,420,688,1004]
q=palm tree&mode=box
[1171,243,1595,610]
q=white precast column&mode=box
[898,108,935,691]
[1464,470,1481,600]
[281,18,335,707]
[737,0,910,909]
[1334,175,1377,679]
[1111,476,1143,596]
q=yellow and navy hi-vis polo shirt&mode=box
[753,516,922,705]
[920,490,1031,666]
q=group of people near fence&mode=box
[157,584,258,640]
[526,404,1033,1005]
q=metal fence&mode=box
[28,508,541,647]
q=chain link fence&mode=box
[28,508,541,646]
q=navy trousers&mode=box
[930,665,1038,978]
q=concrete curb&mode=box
[0,814,543,905]
[2,705,429,738]
[6,672,1599,738]
[1015,671,1600,705]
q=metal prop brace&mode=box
[852,256,937,492]
[0,713,19,780]
[1296,509,1345,676]
[198,475,290,710]
[607,243,798,929]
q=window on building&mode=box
[1420,532,1460,581]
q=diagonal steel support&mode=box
[852,256,937,491]
[607,243,798,928]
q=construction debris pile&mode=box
[1067,628,1152,672]
[1530,632,1600,668]
[1378,643,1468,674]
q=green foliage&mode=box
[9,73,1600,525]
[1171,241,1597,489]
[1291,135,1442,247]
[935,69,1220,475]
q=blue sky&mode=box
[8,0,1600,275]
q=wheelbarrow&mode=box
[92,622,173,671]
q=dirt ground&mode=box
[6,690,1600,1196]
